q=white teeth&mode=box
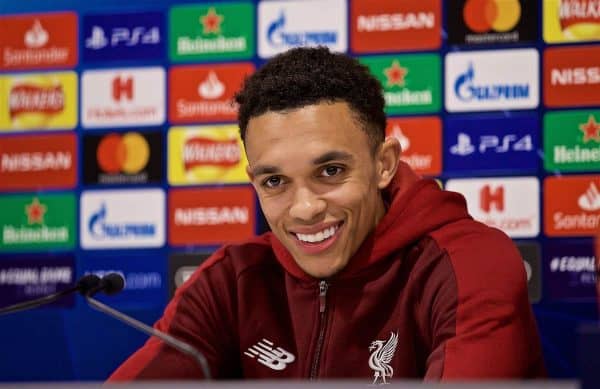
[296,225,338,243]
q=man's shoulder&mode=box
[191,232,280,280]
[425,218,525,291]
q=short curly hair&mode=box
[234,47,386,152]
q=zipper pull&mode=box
[318,280,329,313]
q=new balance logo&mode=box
[244,338,295,371]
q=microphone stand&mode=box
[85,295,212,379]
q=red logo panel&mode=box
[544,45,600,108]
[169,63,254,124]
[0,133,77,191]
[351,0,441,53]
[169,186,256,246]
[385,116,441,176]
[0,12,77,70]
[544,175,600,237]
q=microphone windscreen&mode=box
[77,274,101,294]
[102,273,125,295]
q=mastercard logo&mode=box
[97,132,150,174]
[463,0,521,33]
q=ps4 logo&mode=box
[450,133,533,156]
[86,25,160,50]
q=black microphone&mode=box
[84,273,211,379]
[86,272,124,297]
[0,274,101,316]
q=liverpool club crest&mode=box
[368,331,398,385]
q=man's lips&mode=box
[289,222,344,255]
[289,221,343,236]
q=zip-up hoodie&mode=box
[109,162,545,381]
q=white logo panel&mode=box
[81,67,165,128]
[445,49,539,112]
[446,177,539,238]
[258,0,347,59]
[80,189,165,249]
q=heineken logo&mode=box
[25,198,46,225]
[384,60,407,87]
[580,115,600,143]
[382,59,433,107]
[362,54,440,114]
[201,8,223,34]
[545,110,600,172]
[170,4,254,60]
[0,194,75,251]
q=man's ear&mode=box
[376,137,401,190]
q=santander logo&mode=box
[24,20,49,48]
[198,71,225,99]
[389,125,410,151]
[578,182,600,211]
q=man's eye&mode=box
[263,176,282,188]
[321,166,343,177]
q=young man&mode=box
[109,47,545,382]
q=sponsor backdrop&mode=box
[0,0,598,381]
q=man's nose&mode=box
[289,187,326,222]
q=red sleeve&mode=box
[425,224,546,379]
[108,248,239,381]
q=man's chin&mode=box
[295,258,344,279]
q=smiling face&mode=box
[245,101,400,278]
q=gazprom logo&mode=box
[454,63,530,102]
[267,11,338,48]
[88,203,156,238]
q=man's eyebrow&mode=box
[250,151,353,177]
[250,165,280,177]
[312,151,354,165]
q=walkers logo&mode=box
[83,11,164,62]
[0,133,77,191]
[445,49,539,112]
[82,131,162,185]
[0,256,75,308]
[81,67,165,128]
[168,126,248,185]
[517,242,542,303]
[361,54,441,115]
[258,0,347,58]
[386,117,441,176]
[0,72,77,131]
[80,189,165,249]
[544,110,600,172]
[350,0,441,53]
[544,175,600,236]
[446,177,539,238]
[447,0,536,45]
[444,114,538,174]
[79,253,166,308]
[169,186,255,246]
[543,0,600,43]
[0,12,77,70]
[169,63,254,123]
[544,46,600,108]
[169,3,253,61]
[168,252,211,297]
[545,242,597,301]
[0,193,75,252]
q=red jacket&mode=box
[109,164,545,382]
